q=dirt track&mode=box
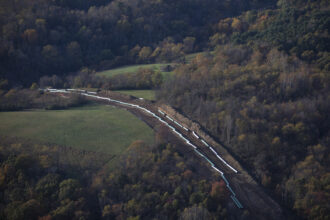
[52,89,286,220]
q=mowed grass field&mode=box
[97,63,173,78]
[115,90,156,101]
[0,105,154,155]
[97,52,210,78]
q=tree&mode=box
[30,82,38,90]
[0,79,9,90]
[23,29,38,44]
[224,114,233,144]
[183,37,196,53]
[138,46,152,63]
[129,45,141,59]
[36,174,61,198]
[210,181,227,202]
[151,72,163,88]
[180,205,211,220]
[231,18,243,32]
[59,179,82,200]
[42,45,60,64]
[35,19,47,32]
[189,192,203,205]
[66,41,83,70]
[209,33,227,47]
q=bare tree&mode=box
[225,114,233,144]
[179,205,211,220]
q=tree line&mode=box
[37,67,163,90]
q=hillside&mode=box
[0,0,276,85]
[157,1,330,219]
[0,0,329,219]
[97,63,173,78]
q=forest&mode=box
[0,136,231,220]
[0,0,275,85]
[157,1,329,218]
[158,44,329,219]
[0,0,329,219]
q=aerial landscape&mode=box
[0,0,329,219]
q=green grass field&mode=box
[97,53,210,79]
[97,63,173,78]
[115,90,156,101]
[0,105,154,155]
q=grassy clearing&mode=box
[80,88,99,92]
[0,105,154,155]
[115,90,156,101]
[96,52,211,78]
[97,63,173,78]
[184,52,207,63]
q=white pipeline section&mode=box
[215,154,238,173]
[166,115,174,122]
[201,139,209,147]
[190,130,238,173]
[192,131,199,139]
[231,195,243,209]
[174,120,183,128]
[158,110,165,115]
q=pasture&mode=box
[115,90,156,101]
[0,105,154,155]
[97,63,173,78]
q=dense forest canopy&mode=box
[0,0,276,86]
[157,53,330,217]
[156,1,330,218]
[0,137,231,220]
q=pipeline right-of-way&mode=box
[45,88,243,209]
